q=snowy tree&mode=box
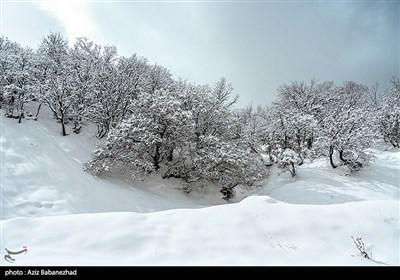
[377,77,400,148]
[163,79,268,199]
[275,148,301,177]
[0,37,39,122]
[82,46,118,138]
[185,134,267,199]
[86,78,268,199]
[85,89,192,176]
[1,45,38,122]
[37,32,76,136]
[3,32,392,198]
[85,47,152,138]
[260,80,331,176]
[144,64,173,94]
[261,79,375,174]
[0,36,19,107]
[316,81,375,171]
[68,37,102,133]
[273,79,335,155]
[112,54,151,120]
[231,105,269,162]
[118,54,150,96]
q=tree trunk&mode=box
[339,150,348,164]
[307,134,313,149]
[389,139,399,148]
[297,154,304,166]
[73,119,81,134]
[35,102,42,120]
[329,146,337,169]
[290,162,296,177]
[284,133,288,149]
[60,112,67,136]
[97,119,111,138]
[97,124,107,139]
[153,144,161,170]
[220,184,238,200]
[61,120,67,136]
[18,101,24,123]
[166,148,174,162]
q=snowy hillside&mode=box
[1,108,399,266]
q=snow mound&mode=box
[2,198,398,265]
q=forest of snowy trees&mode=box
[1,32,399,199]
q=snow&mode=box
[1,106,399,266]
[1,106,218,220]
[2,199,398,266]
[262,150,400,205]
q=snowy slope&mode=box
[1,107,399,266]
[1,106,221,220]
[262,149,400,205]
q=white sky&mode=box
[1,0,399,106]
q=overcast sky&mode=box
[1,0,398,106]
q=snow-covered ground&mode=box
[1,106,399,265]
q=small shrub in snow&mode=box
[351,236,370,259]
[275,148,300,177]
